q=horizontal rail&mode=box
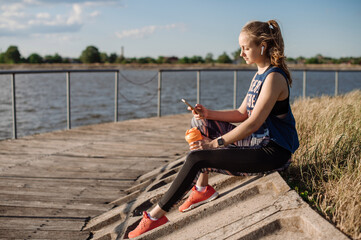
[0,69,120,75]
[1,67,360,75]
[159,68,361,73]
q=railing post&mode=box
[157,70,162,117]
[233,70,237,109]
[66,71,71,129]
[335,71,339,96]
[114,71,119,122]
[11,73,17,139]
[197,71,201,104]
[303,70,307,98]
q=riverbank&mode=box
[1,63,361,71]
[283,90,361,239]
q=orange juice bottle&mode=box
[185,127,203,145]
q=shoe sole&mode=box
[180,191,219,212]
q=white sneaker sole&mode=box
[181,191,219,212]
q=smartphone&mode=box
[181,99,199,114]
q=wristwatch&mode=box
[216,137,225,148]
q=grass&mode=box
[281,90,361,239]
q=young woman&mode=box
[128,19,299,238]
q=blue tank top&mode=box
[246,66,299,153]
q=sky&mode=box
[0,0,360,59]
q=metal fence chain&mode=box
[118,71,158,105]
[118,89,158,105]
[119,71,158,86]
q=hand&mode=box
[188,104,208,120]
[189,137,217,151]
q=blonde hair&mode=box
[242,20,292,86]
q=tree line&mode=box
[1,45,360,65]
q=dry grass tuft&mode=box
[282,90,361,239]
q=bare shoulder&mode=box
[265,72,287,87]
[263,72,288,99]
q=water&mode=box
[0,69,360,140]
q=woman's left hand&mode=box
[189,138,217,151]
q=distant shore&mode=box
[1,63,361,71]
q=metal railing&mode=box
[157,68,360,117]
[1,69,119,139]
[1,67,360,139]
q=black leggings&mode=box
[158,118,291,212]
[158,140,291,212]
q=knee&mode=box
[184,150,207,172]
[185,151,204,169]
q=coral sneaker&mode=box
[128,211,169,239]
[179,185,219,212]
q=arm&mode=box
[210,72,287,147]
[192,96,249,123]
[205,97,248,123]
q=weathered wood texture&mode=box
[0,114,191,239]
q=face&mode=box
[238,31,262,64]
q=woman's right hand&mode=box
[188,104,208,120]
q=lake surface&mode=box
[0,69,360,140]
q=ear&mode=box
[260,42,267,56]
[261,42,268,51]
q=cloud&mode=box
[115,24,185,40]
[36,12,50,19]
[90,11,100,17]
[0,0,122,37]
[67,3,82,25]
[0,0,120,5]
[32,32,79,42]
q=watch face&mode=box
[217,137,224,146]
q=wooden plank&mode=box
[0,200,109,211]
[0,177,133,189]
[0,194,116,205]
[0,186,123,201]
[0,187,123,201]
[0,205,104,218]
[0,229,89,240]
[0,217,85,231]
[1,168,143,180]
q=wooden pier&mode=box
[0,114,191,239]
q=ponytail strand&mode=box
[267,20,292,86]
